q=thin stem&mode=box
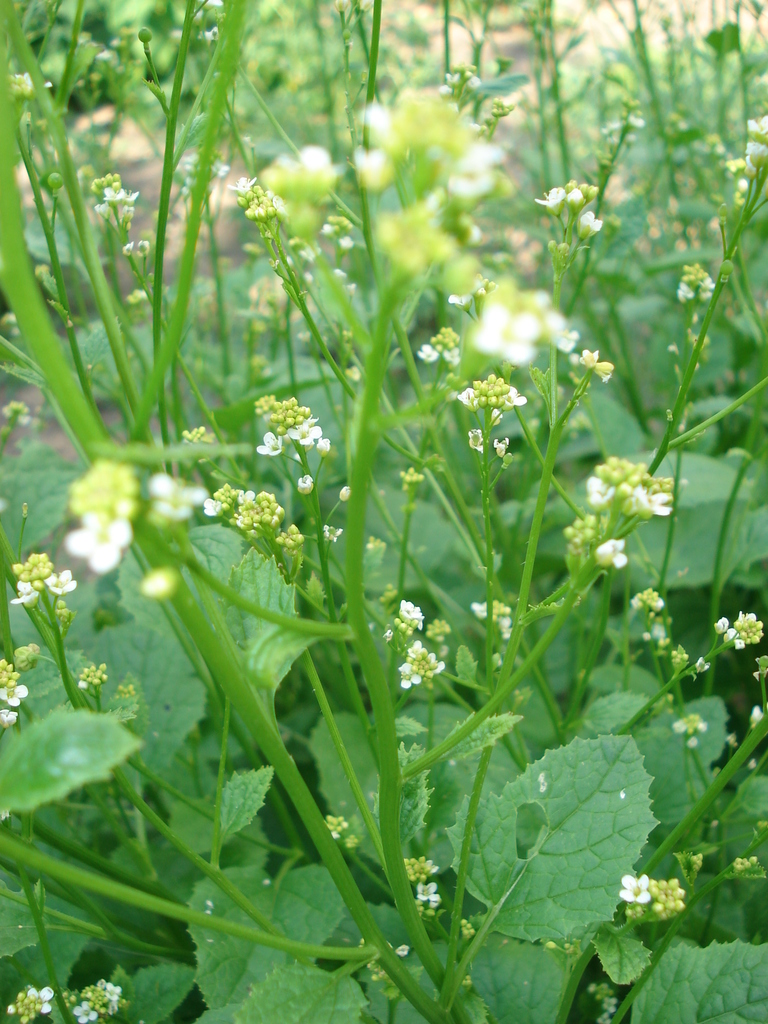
[18,864,77,1024]
[210,696,230,869]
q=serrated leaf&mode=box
[128,964,196,1024]
[447,790,521,906]
[306,572,325,609]
[398,744,431,844]
[225,549,308,687]
[582,693,646,736]
[235,963,366,1024]
[633,940,768,1023]
[529,366,551,419]
[456,646,478,685]
[220,767,273,842]
[0,709,141,812]
[395,716,427,737]
[477,736,657,941]
[447,713,522,760]
[725,775,768,820]
[592,928,650,984]
[472,934,564,1024]
[190,524,246,580]
[106,673,149,737]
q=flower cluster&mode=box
[461,917,476,939]
[677,263,715,303]
[426,619,450,644]
[468,282,565,366]
[72,981,125,1023]
[631,588,664,614]
[715,612,764,650]
[471,599,512,641]
[0,659,25,711]
[404,856,439,884]
[586,983,618,1024]
[79,663,108,691]
[181,426,215,444]
[7,987,54,1023]
[746,116,768,176]
[8,73,35,102]
[14,644,39,672]
[732,855,764,877]
[672,712,708,748]
[275,524,305,555]
[400,467,424,492]
[92,173,139,231]
[415,881,441,917]
[457,373,527,423]
[65,460,139,574]
[234,491,285,536]
[536,179,600,228]
[148,474,208,524]
[10,553,53,607]
[578,349,614,382]
[621,874,685,921]
[393,600,424,641]
[230,177,286,229]
[325,813,359,849]
[399,640,445,689]
[417,327,461,366]
[586,458,674,519]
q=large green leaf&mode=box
[225,549,306,686]
[464,736,657,941]
[472,934,564,1024]
[0,883,37,956]
[582,693,647,736]
[0,440,81,550]
[0,709,140,812]
[592,927,650,984]
[190,865,346,1008]
[128,964,196,1024]
[190,524,246,580]
[726,776,768,820]
[220,767,273,842]
[446,788,525,907]
[633,940,768,1022]
[235,963,366,1024]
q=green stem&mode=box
[667,373,768,450]
[18,864,77,1024]
[441,747,492,1003]
[210,696,230,869]
[554,943,593,1024]
[54,0,84,108]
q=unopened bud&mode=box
[47,171,63,194]
[138,27,152,43]
[720,259,733,280]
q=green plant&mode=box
[1,0,768,1021]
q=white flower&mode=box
[503,388,527,409]
[695,657,710,673]
[334,0,351,11]
[448,143,503,200]
[627,485,673,517]
[751,705,764,729]
[340,486,351,502]
[228,176,259,197]
[353,147,392,190]
[471,601,487,620]
[686,736,699,748]
[317,437,331,456]
[699,275,715,301]
[39,990,54,1014]
[619,874,651,904]
[0,683,28,707]
[468,429,484,453]
[715,617,730,634]
[138,240,150,256]
[11,581,39,607]
[535,186,566,215]
[298,475,314,494]
[44,570,77,596]
[587,476,615,511]
[204,498,223,517]
[416,882,441,908]
[257,431,284,456]
[324,525,343,543]
[457,387,477,409]
[0,709,17,728]
[288,419,323,448]
[494,437,509,458]
[448,293,474,312]
[339,236,354,251]
[474,305,537,365]
[66,514,133,574]
[399,601,424,630]
[556,329,580,353]
[595,538,627,569]
[577,211,603,239]
[395,944,410,957]
[73,1003,98,1024]
[565,187,585,212]
[746,140,768,168]
[149,473,208,521]
[122,241,134,255]
[418,344,440,363]
[677,281,696,303]
[384,628,393,642]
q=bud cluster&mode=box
[625,877,686,921]
[8,73,35,102]
[7,987,54,1023]
[12,553,53,589]
[235,491,285,536]
[471,599,512,641]
[275,524,305,555]
[457,374,527,420]
[404,856,439,884]
[79,663,108,690]
[13,644,40,672]
[732,855,765,878]
[715,613,765,650]
[417,326,461,366]
[399,640,446,690]
[400,467,425,492]
[92,173,139,230]
[672,712,707,748]
[265,397,313,436]
[230,178,287,227]
[677,262,715,303]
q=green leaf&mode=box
[726,776,768,820]
[0,440,81,551]
[582,693,647,736]
[190,524,246,581]
[706,23,740,56]
[190,865,346,1008]
[528,366,551,419]
[592,927,650,984]
[447,713,522,760]
[235,963,366,1024]
[226,549,307,686]
[395,715,427,737]
[483,736,656,941]
[447,789,522,907]
[456,646,478,685]
[386,744,432,845]
[128,964,196,1024]
[633,940,768,1023]
[0,709,141,812]
[589,390,645,457]
[472,934,564,1024]
[220,767,273,842]
[474,72,528,97]
[0,883,37,956]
